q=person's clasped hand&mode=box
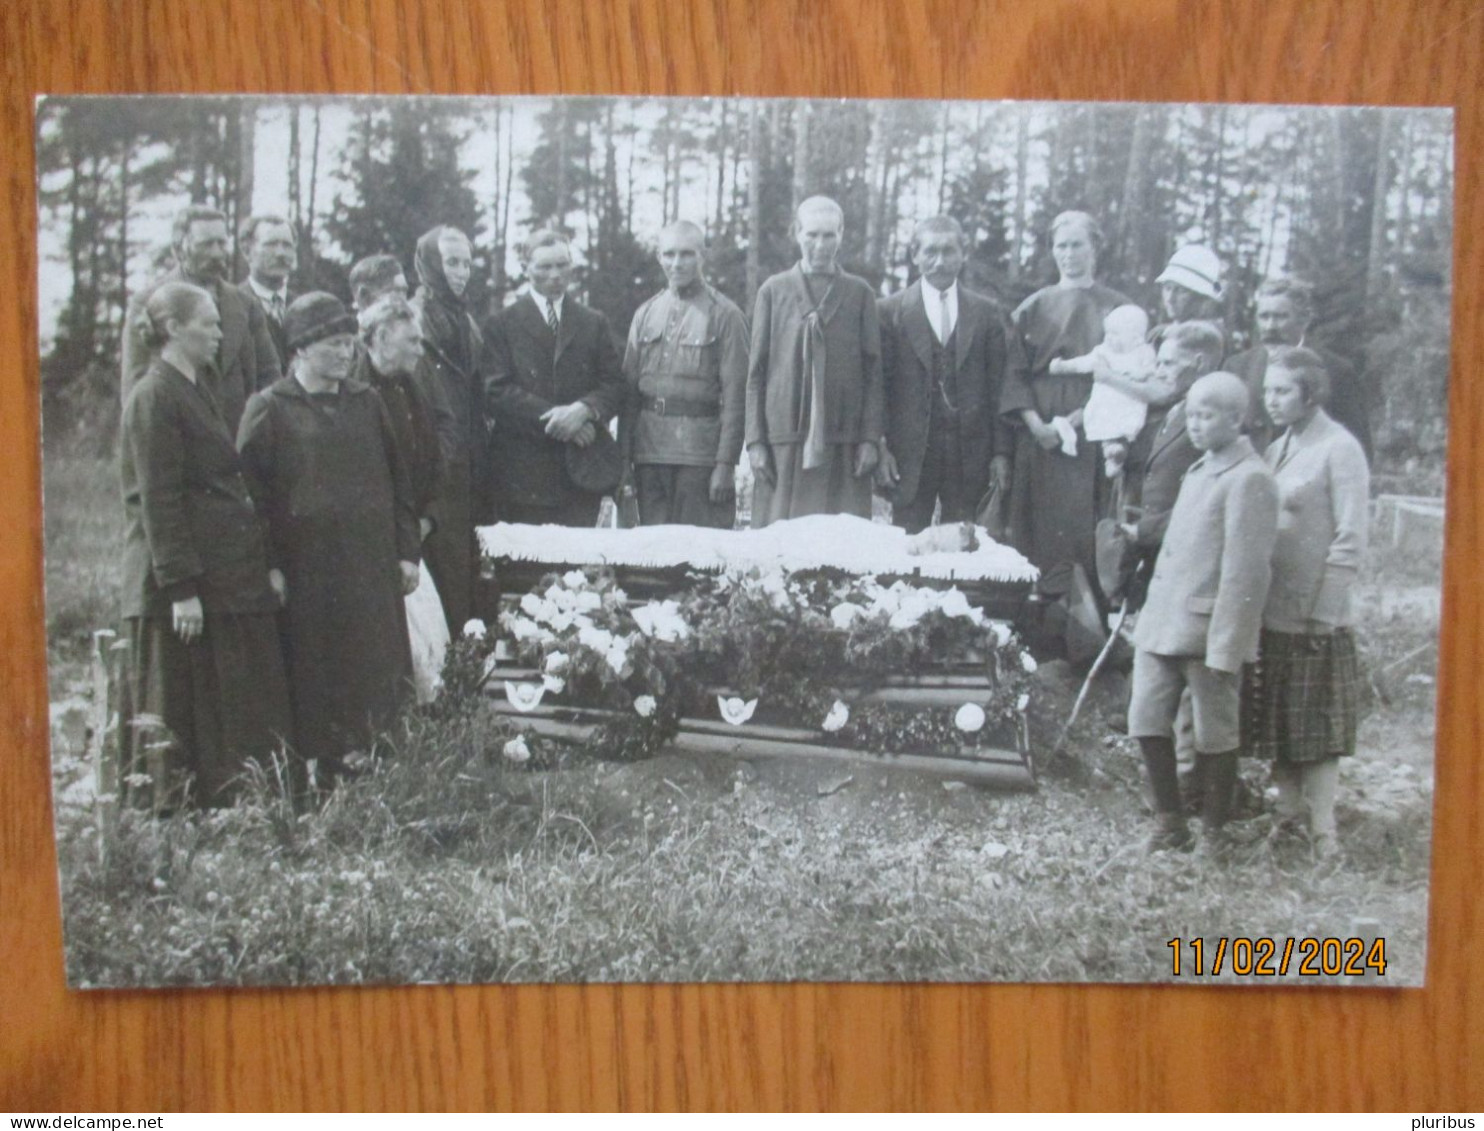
[172,595,204,644]
[541,402,595,443]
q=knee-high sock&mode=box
[1138,736,1182,814]
[1303,757,1341,838]
[1201,749,1239,831]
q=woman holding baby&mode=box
[1000,211,1135,618]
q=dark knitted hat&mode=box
[285,292,358,353]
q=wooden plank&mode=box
[503,712,1036,789]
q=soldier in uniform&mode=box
[620,220,749,527]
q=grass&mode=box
[45,450,1439,987]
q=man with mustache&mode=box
[236,213,299,376]
[122,204,281,433]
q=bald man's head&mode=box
[1184,371,1250,453]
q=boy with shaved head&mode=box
[1129,372,1279,855]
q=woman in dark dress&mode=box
[119,281,292,808]
[237,293,422,783]
[1000,211,1134,611]
[410,225,485,633]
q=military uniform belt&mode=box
[641,394,720,418]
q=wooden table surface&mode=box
[2,0,1481,1112]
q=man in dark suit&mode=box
[875,216,1019,534]
[236,213,298,376]
[1121,319,1226,593]
[122,204,280,434]
[483,230,627,527]
[1224,276,1372,462]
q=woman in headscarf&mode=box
[237,292,421,785]
[410,225,486,633]
[119,281,292,808]
[1000,211,1135,627]
[1243,347,1370,862]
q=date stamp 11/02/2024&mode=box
[1168,937,1389,978]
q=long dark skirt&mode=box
[752,441,872,527]
[425,463,476,635]
[1242,627,1360,764]
[122,613,294,808]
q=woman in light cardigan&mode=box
[1244,345,1370,860]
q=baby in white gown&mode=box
[1052,304,1158,477]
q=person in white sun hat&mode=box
[1151,243,1225,347]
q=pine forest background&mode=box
[34,96,1454,482]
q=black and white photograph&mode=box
[37,94,1450,988]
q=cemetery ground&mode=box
[44,450,1438,987]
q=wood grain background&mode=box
[3,0,1481,1111]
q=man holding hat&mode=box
[237,292,421,782]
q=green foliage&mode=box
[324,101,485,306]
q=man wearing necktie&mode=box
[745,196,882,527]
[237,214,299,378]
[875,215,1020,534]
[483,230,627,527]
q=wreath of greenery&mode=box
[461,566,1035,765]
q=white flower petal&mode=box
[954,703,987,733]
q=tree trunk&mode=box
[1366,110,1394,312]
[747,99,762,304]
[713,100,728,235]
[1009,105,1029,281]
[791,101,811,213]
[287,105,302,232]
[863,101,886,266]
[305,105,322,252]
[936,102,951,212]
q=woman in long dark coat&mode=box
[410,225,486,633]
[119,281,292,808]
[237,292,421,782]
[1000,211,1134,601]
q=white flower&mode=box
[634,694,657,718]
[989,622,1013,647]
[462,619,488,640]
[576,590,602,612]
[1020,652,1038,673]
[829,602,866,629]
[504,681,545,712]
[632,600,690,642]
[1016,693,1030,712]
[604,639,631,675]
[544,651,569,674]
[542,674,565,694]
[562,570,588,588]
[954,703,987,733]
[503,735,531,763]
[505,615,542,642]
[717,695,758,725]
[577,623,615,653]
[519,592,545,617]
[934,588,966,618]
[821,700,850,732]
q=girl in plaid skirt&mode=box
[1244,347,1370,861]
